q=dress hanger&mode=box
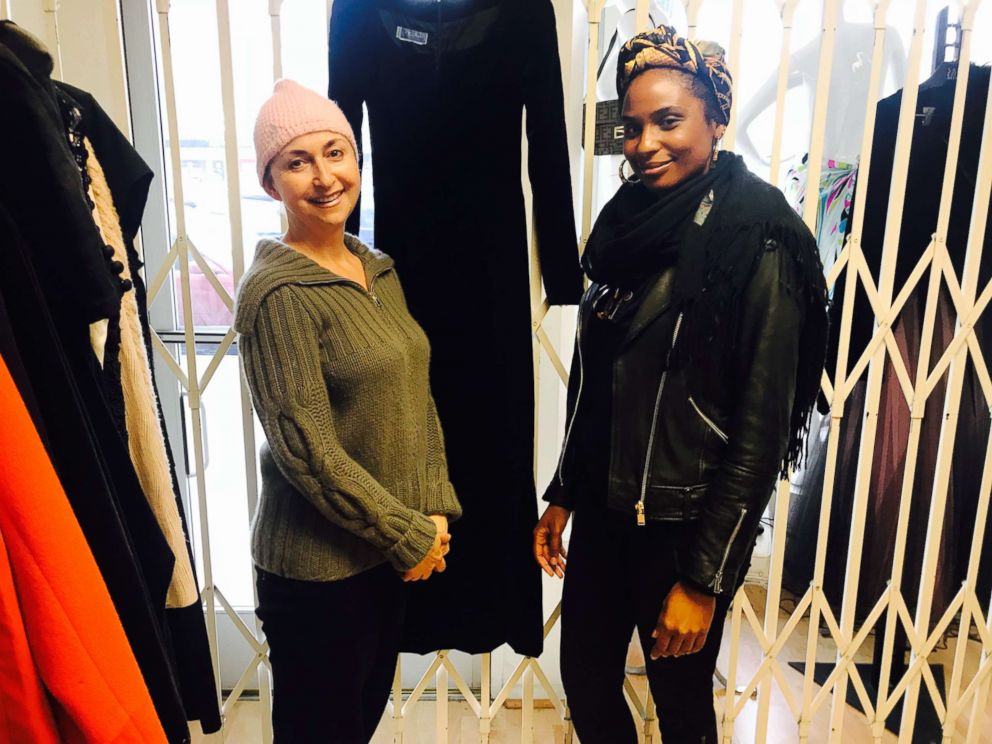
[920,6,960,92]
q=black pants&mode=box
[561,509,735,744]
[256,563,407,743]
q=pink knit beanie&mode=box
[253,79,358,187]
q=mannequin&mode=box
[777,16,907,698]
[736,13,904,281]
[736,11,905,166]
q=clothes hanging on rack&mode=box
[784,65,992,625]
[0,305,63,744]
[328,0,583,656]
[79,106,198,612]
[0,349,168,744]
[0,21,219,740]
[61,83,220,728]
[0,96,190,743]
[783,155,858,282]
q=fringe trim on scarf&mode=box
[674,217,829,479]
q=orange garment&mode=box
[0,528,60,744]
[0,353,167,744]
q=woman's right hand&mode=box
[533,505,571,578]
[402,515,451,582]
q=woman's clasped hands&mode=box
[402,515,452,582]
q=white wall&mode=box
[6,0,130,134]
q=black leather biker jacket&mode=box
[544,237,809,596]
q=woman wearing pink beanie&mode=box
[233,79,462,742]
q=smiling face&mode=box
[621,68,726,191]
[263,131,360,233]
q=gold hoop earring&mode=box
[619,159,641,184]
[712,141,721,165]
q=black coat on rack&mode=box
[0,22,220,740]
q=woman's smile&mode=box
[639,159,674,176]
[307,190,344,209]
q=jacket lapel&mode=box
[619,266,675,352]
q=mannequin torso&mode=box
[737,18,906,165]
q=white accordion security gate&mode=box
[22,0,991,741]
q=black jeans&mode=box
[255,563,407,743]
[561,508,736,744]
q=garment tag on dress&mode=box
[396,26,429,45]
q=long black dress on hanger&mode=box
[784,65,992,625]
[329,0,583,656]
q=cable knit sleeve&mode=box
[239,286,437,571]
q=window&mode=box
[137,0,376,609]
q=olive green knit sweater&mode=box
[234,236,461,581]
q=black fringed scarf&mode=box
[583,153,829,476]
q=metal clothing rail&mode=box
[126,0,992,741]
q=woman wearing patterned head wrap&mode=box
[533,25,828,743]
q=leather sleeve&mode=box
[682,242,807,594]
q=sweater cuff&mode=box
[383,511,437,571]
[425,477,462,521]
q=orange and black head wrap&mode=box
[616,24,733,125]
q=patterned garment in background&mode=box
[784,155,858,287]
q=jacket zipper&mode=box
[711,507,748,593]
[556,288,592,486]
[635,312,684,526]
[689,396,728,443]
